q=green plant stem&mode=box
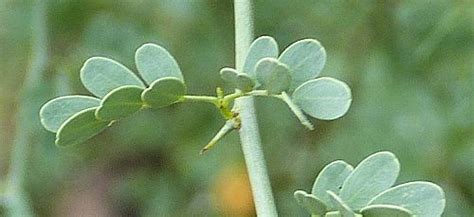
[181,90,270,121]
[182,90,269,105]
[234,0,278,216]
[5,1,47,216]
[223,89,268,102]
[279,92,314,130]
[181,95,219,105]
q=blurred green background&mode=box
[1,0,473,216]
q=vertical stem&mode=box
[234,1,278,216]
[5,0,48,216]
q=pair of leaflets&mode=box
[40,43,185,147]
[294,151,445,217]
[221,36,351,129]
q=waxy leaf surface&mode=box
[279,39,326,90]
[40,95,100,132]
[95,86,144,121]
[339,152,400,210]
[80,57,144,97]
[56,108,109,147]
[293,77,351,120]
[220,67,255,92]
[368,182,445,217]
[142,77,186,108]
[360,204,412,217]
[312,160,353,210]
[255,58,291,94]
[135,43,183,85]
[327,191,358,217]
[294,190,326,216]
[243,36,279,80]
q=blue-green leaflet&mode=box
[40,37,352,150]
[294,151,445,217]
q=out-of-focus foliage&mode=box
[295,152,445,217]
[0,0,472,216]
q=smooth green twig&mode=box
[180,89,270,121]
[223,89,269,102]
[279,91,314,130]
[234,0,278,216]
[181,95,219,105]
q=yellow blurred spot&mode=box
[212,165,255,217]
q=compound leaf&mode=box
[243,36,279,79]
[279,39,326,90]
[255,58,291,94]
[293,190,327,216]
[135,43,184,85]
[40,95,100,133]
[292,77,351,120]
[56,108,109,147]
[95,85,144,121]
[141,77,186,108]
[80,57,145,97]
[360,204,413,217]
[312,160,353,210]
[339,152,400,210]
[368,181,445,217]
